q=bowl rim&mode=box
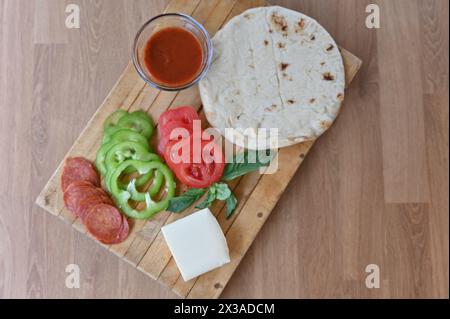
[132,12,214,92]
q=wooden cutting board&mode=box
[36,0,362,299]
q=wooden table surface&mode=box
[0,0,448,299]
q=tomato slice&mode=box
[157,106,200,156]
[157,120,192,156]
[159,106,199,132]
[164,135,224,188]
[160,119,192,138]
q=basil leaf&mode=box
[195,188,217,209]
[167,188,206,213]
[225,193,238,219]
[209,183,217,195]
[222,150,275,181]
[215,183,232,201]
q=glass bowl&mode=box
[132,13,213,91]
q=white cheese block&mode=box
[161,208,231,281]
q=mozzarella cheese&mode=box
[161,208,231,281]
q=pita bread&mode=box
[199,6,345,150]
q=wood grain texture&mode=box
[0,0,448,299]
[377,0,430,203]
[34,0,70,44]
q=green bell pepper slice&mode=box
[104,141,160,173]
[102,127,150,147]
[110,160,176,220]
[95,133,151,176]
[96,142,111,176]
[116,112,154,139]
[102,110,154,143]
[126,168,164,201]
[102,141,161,191]
[131,110,151,121]
[104,163,163,197]
[103,109,127,131]
[103,115,154,143]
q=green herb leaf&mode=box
[225,193,238,219]
[167,188,206,213]
[195,187,217,209]
[209,184,217,195]
[222,150,275,181]
[215,183,232,201]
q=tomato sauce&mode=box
[144,27,203,87]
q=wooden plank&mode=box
[377,0,430,203]
[35,0,362,299]
[33,0,70,44]
[341,48,362,87]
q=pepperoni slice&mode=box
[84,204,123,244]
[77,194,113,223]
[61,156,129,244]
[118,216,130,242]
[61,157,100,191]
[63,181,109,217]
[109,215,130,244]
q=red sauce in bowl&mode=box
[144,27,203,87]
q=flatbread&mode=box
[199,6,345,150]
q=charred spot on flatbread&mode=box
[264,39,269,46]
[326,44,335,51]
[270,12,289,36]
[309,98,316,104]
[278,42,286,49]
[320,120,332,129]
[287,99,295,104]
[295,18,306,33]
[323,72,335,81]
[265,104,280,112]
[279,63,290,71]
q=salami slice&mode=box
[61,157,100,191]
[63,181,109,216]
[77,194,113,223]
[84,204,123,244]
[118,216,130,242]
[109,215,130,244]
